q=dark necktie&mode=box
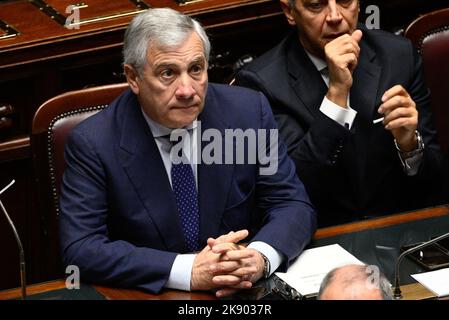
[170,139,200,252]
[320,66,329,85]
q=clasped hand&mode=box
[190,230,265,298]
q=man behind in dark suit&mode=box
[235,0,443,227]
[59,8,316,297]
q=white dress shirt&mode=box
[141,110,283,291]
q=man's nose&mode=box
[326,1,343,24]
[175,75,195,99]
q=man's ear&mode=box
[124,64,140,95]
[280,0,297,26]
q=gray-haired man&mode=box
[59,8,316,297]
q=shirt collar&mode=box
[140,108,197,138]
[305,50,327,73]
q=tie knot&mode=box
[162,128,192,146]
[321,66,329,77]
[164,129,193,164]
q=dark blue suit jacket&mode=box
[59,83,316,293]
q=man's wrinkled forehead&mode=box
[151,56,207,72]
[147,33,206,65]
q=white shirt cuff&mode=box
[248,241,283,277]
[165,254,196,291]
[320,96,357,129]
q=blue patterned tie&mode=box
[170,141,200,252]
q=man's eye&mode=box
[307,2,323,11]
[161,69,174,79]
[338,0,354,6]
[190,65,203,75]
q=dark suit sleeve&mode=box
[59,129,177,293]
[250,92,317,271]
[405,44,445,203]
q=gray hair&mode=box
[123,8,211,74]
[317,264,393,300]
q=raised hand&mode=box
[325,29,363,107]
[378,85,418,151]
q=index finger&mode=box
[212,242,242,255]
[208,229,249,247]
[382,85,409,102]
[222,248,254,261]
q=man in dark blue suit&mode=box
[235,0,444,226]
[59,8,316,297]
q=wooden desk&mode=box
[400,283,435,300]
[0,280,215,300]
[1,205,448,300]
[0,279,438,301]
[94,285,215,300]
[314,205,449,239]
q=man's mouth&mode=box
[172,104,198,110]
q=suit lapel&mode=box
[351,40,382,121]
[197,86,235,242]
[347,40,383,197]
[118,93,186,252]
[118,88,236,250]
[287,37,328,121]
[287,32,382,123]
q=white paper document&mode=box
[411,268,449,297]
[275,244,364,297]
